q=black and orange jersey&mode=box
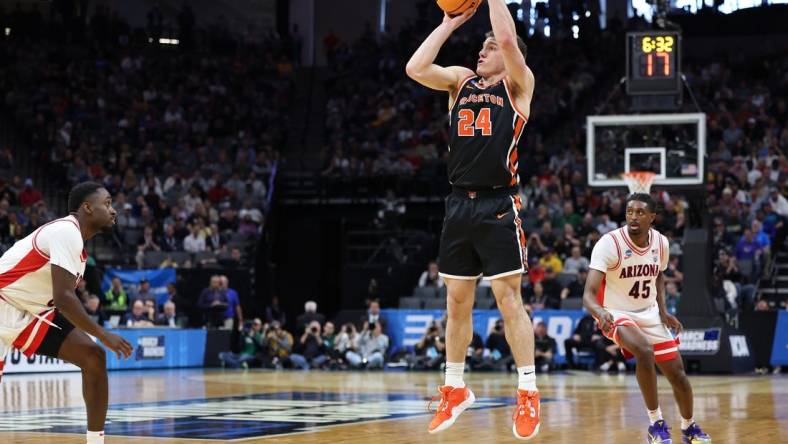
[447,76,527,189]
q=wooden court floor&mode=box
[0,368,785,443]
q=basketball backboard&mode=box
[586,113,706,188]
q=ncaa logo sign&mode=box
[729,335,750,358]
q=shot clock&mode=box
[626,31,682,95]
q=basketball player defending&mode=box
[406,0,539,439]
[583,194,711,444]
[0,182,133,444]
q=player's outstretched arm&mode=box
[52,264,133,358]
[582,269,613,333]
[405,10,476,92]
[487,0,534,99]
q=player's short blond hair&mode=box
[484,31,527,60]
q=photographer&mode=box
[265,320,293,369]
[411,320,445,370]
[467,331,492,371]
[219,318,266,369]
[334,322,359,368]
[486,319,513,371]
[346,321,389,369]
[290,320,328,370]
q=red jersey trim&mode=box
[608,233,623,271]
[0,248,50,290]
[619,227,652,256]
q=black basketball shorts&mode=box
[438,189,528,280]
[36,310,76,358]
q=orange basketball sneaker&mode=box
[512,389,540,440]
[427,385,476,434]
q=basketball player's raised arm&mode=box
[488,0,534,97]
[405,10,476,92]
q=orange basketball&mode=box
[437,0,482,16]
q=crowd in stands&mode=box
[1,3,290,267]
[81,272,243,331]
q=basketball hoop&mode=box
[622,171,657,194]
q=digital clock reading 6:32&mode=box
[638,35,675,77]
[626,31,681,95]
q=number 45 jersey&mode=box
[589,227,669,312]
[448,76,527,190]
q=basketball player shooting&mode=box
[583,193,711,444]
[406,0,539,439]
[0,182,133,444]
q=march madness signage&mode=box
[3,348,79,374]
[678,329,722,355]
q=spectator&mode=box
[322,321,337,353]
[539,251,563,274]
[418,261,445,288]
[411,320,445,370]
[220,275,244,331]
[84,295,107,326]
[467,331,491,371]
[125,300,154,327]
[219,318,266,369]
[19,178,43,207]
[296,301,326,334]
[563,246,590,274]
[130,278,156,306]
[103,277,128,312]
[663,256,684,287]
[596,214,617,234]
[360,298,385,329]
[219,247,244,268]
[486,319,512,371]
[266,296,287,327]
[560,267,588,301]
[539,268,563,309]
[198,275,230,327]
[564,314,603,369]
[597,338,627,372]
[183,225,206,253]
[160,224,181,252]
[266,320,294,369]
[117,203,140,230]
[160,283,190,317]
[735,228,762,280]
[155,301,184,328]
[533,322,557,372]
[554,202,582,230]
[334,323,360,368]
[346,321,389,369]
[665,282,680,314]
[290,320,328,369]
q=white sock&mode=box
[86,430,104,444]
[517,365,537,391]
[444,361,465,388]
[647,407,663,424]
[681,417,694,430]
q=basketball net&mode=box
[622,171,656,194]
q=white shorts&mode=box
[600,304,679,362]
[0,301,58,378]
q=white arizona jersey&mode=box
[588,227,669,312]
[0,215,86,314]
